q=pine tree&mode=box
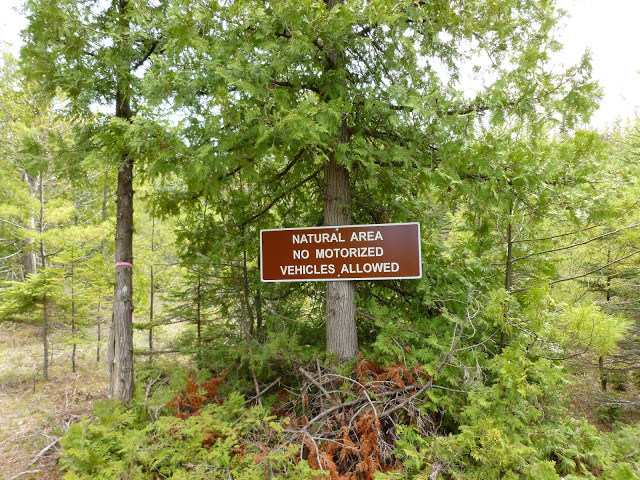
[22,0,170,401]
[149,0,600,361]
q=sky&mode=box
[1,0,639,131]
[555,0,640,129]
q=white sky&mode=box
[1,0,638,131]
[555,0,640,129]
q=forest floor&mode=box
[566,359,640,430]
[2,323,640,480]
[0,325,108,480]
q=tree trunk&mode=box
[21,173,38,279]
[149,264,154,354]
[39,172,46,269]
[234,263,262,407]
[38,171,49,380]
[196,271,201,357]
[43,293,49,381]
[600,247,612,391]
[254,289,263,341]
[108,0,135,402]
[241,227,255,336]
[599,355,607,391]
[322,0,358,362]
[109,150,134,402]
[500,202,514,351]
[97,300,102,363]
[324,156,358,361]
[148,217,155,360]
[71,246,76,373]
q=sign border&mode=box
[260,222,422,282]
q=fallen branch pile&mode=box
[273,356,444,480]
[165,356,452,479]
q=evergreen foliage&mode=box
[2,0,640,478]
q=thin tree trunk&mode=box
[505,215,513,293]
[108,0,135,402]
[149,217,155,360]
[97,300,102,363]
[149,264,154,353]
[43,293,49,381]
[234,265,262,407]
[71,245,76,373]
[21,173,38,279]
[599,355,607,391]
[500,202,515,350]
[600,247,612,391]
[504,220,513,293]
[233,184,260,397]
[254,288,263,341]
[477,215,484,258]
[196,271,201,356]
[196,266,202,368]
[39,171,49,380]
[39,172,45,269]
[241,226,255,336]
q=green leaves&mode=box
[11,2,639,477]
[0,270,63,321]
[558,304,630,356]
[60,394,321,480]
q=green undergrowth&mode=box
[58,352,640,480]
[60,393,319,480]
[387,348,640,480]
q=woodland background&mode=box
[2,0,640,479]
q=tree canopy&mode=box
[3,0,640,479]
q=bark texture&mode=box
[108,151,134,402]
[324,156,358,361]
[322,0,358,362]
[108,0,135,402]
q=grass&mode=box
[0,323,109,480]
[0,316,188,480]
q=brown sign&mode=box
[260,223,421,282]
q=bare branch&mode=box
[512,223,640,263]
[240,167,322,227]
[133,39,161,70]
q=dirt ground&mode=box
[565,357,640,430]
[0,325,108,480]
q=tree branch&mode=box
[299,368,331,400]
[240,167,322,227]
[512,223,603,243]
[276,149,305,180]
[512,223,640,263]
[133,38,161,70]
[512,249,640,293]
[548,250,640,286]
[271,80,322,96]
